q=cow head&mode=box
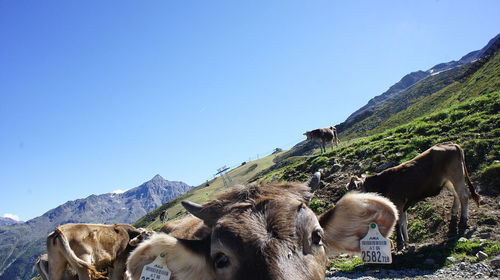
[346,175,365,191]
[303,131,312,140]
[127,176,397,280]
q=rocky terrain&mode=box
[0,217,21,227]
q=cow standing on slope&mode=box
[347,143,481,250]
[46,223,152,280]
[126,174,398,280]
[159,209,168,223]
[304,126,340,153]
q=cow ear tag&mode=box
[360,223,392,264]
[140,253,171,280]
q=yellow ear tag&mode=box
[140,253,171,280]
[360,223,392,264]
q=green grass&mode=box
[453,238,500,259]
[339,49,500,141]
[329,256,363,271]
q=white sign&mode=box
[360,223,392,264]
[140,254,171,280]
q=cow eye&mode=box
[214,252,230,269]
[312,229,323,246]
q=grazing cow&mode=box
[35,253,77,280]
[304,126,340,153]
[347,143,481,250]
[126,175,398,280]
[47,223,152,280]
[159,209,168,223]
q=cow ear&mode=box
[181,201,219,226]
[127,234,211,280]
[346,176,362,190]
[129,230,154,246]
[319,192,398,254]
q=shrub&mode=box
[408,220,428,242]
[481,162,500,182]
[426,111,448,122]
[309,198,326,214]
[309,156,330,171]
[478,216,497,226]
[463,140,492,171]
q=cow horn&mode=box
[181,201,218,226]
[308,171,321,191]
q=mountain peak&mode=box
[0,217,22,226]
[151,174,165,181]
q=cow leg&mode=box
[395,207,407,251]
[401,210,409,247]
[75,254,92,280]
[458,182,470,228]
[111,259,126,280]
[395,220,404,251]
[76,268,92,280]
[448,176,469,229]
[48,254,67,280]
[444,180,460,221]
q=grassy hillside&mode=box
[134,152,282,229]
[339,49,499,140]
[258,90,499,188]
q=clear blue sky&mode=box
[1,0,498,221]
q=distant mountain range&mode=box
[0,217,21,227]
[0,175,193,280]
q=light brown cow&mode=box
[47,223,151,280]
[126,176,398,280]
[304,126,340,153]
[347,143,481,250]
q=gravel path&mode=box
[326,261,499,279]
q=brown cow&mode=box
[126,175,398,280]
[304,126,340,153]
[159,209,168,223]
[347,143,481,250]
[47,223,151,280]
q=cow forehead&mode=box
[206,182,312,209]
[213,197,318,249]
